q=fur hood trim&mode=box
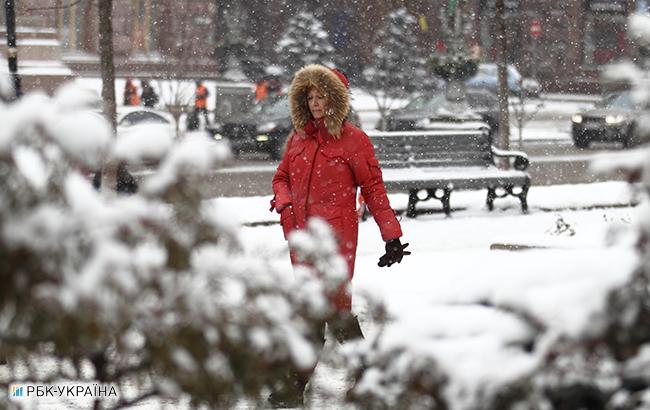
[288,64,350,137]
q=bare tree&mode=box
[97,0,137,194]
[97,0,119,191]
[510,82,543,149]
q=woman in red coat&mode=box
[270,64,410,407]
[272,63,409,313]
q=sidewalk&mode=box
[210,181,637,227]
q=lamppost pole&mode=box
[4,0,22,98]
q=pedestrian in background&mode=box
[269,64,410,407]
[255,78,269,102]
[194,80,210,128]
[267,77,283,98]
[140,80,158,108]
[123,77,140,106]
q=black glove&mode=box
[378,238,411,267]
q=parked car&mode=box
[113,107,176,163]
[384,88,499,134]
[571,91,642,148]
[465,63,541,97]
[218,94,361,160]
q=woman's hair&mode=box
[288,64,350,137]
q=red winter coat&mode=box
[272,119,402,310]
[272,64,402,311]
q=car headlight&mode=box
[571,114,583,124]
[257,121,277,133]
[212,133,223,140]
[256,134,270,142]
[605,114,626,124]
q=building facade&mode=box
[1,0,641,93]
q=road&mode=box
[131,126,631,199]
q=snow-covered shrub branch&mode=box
[0,82,347,409]
[341,11,650,410]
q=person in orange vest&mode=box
[194,80,210,128]
[255,79,269,102]
[123,77,140,106]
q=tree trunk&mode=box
[98,0,118,191]
[495,0,510,169]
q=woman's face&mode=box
[307,88,327,120]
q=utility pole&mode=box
[495,0,510,167]
[4,0,22,98]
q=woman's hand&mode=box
[378,238,410,267]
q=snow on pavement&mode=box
[224,180,639,408]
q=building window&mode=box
[131,0,156,55]
[583,14,627,67]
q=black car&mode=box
[571,91,641,148]
[384,89,499,134]
[219,94,361,160]
[218,96,290,159]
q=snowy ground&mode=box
[214,180,639,409]
[5,180,640,409]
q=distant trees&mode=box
[215,1,270,82]
[276,10,334,82]
[360,7,429,130]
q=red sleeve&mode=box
[348,131,402,241]
[271,132,295,213]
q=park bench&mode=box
[367,128,531,217]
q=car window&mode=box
[467,93,494,108]
[264,97,289,116]
[476,64,521,82]
[250,96,281,114]
[601,92,638,109]
[251,96,288,116]
[119,111,170,126]
[477,65,497,76]
[507,66,522,82]
[404,94,446,110]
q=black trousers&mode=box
[268,312,364,407]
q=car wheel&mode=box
[230,145,241,157]
[573,136,589,149]
[622,123,637,148]
[270,140,285,160]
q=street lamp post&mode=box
[430,2,478,115]
[4,0,22,98]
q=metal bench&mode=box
[367,129,531,217]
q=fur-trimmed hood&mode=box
[288,64,350,137]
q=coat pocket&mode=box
[320,146,346,163]
[287,144,307,163]
[280,206,298,240]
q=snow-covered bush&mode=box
[0,81,346,409]
[345,344,447,410]
[343,13,650,409]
